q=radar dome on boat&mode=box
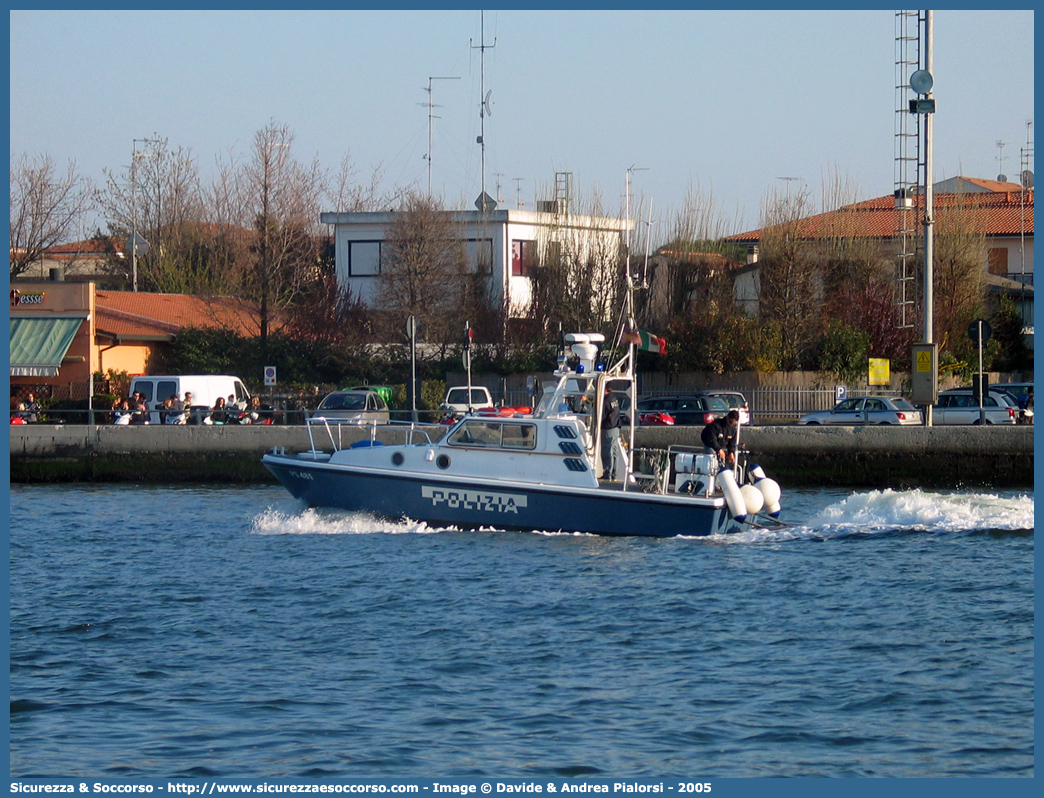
[564,332,605,344]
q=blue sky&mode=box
[9,9,1035,237]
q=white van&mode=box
[128,375,251,424]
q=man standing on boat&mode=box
[702,410,740,466]
[601,384,622,481]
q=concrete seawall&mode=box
[9,423,1035,488]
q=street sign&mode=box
[968,319,992,343]
[264,366,277,386]
[835,385,847,403]
[406,315,417,339]
[127,232,150,257]
[868,358,890,386]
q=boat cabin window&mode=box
[447,420,537,450]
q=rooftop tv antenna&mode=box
[996,139,1008,182]
[421,76,460,196]
[471,10,497,211]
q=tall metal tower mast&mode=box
[471,10,496,211]
[893,10,922,330]
[422,76,460,197]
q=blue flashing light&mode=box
[595,362,606,372]
[576,364,585,373]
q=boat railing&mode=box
[302,417,443,456]
[630,445,714,495]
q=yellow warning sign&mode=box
[916,350,932,372]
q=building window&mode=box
[466,239,494,275]
[349,241,381,276]
[512,240,535,276]
[988,247,1008,276]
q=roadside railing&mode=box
[14,386,911,427]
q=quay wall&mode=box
[9,424,1035,488]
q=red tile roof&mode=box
[95,291,258,340]
[727,188,1033,242]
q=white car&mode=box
[311,390,390,423]
[932,389,1017,425]
[797,396,923,426]
[441,386,495,415]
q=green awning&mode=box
[10,316,86,377]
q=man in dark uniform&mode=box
[701,410,740,466]
[600,384,622,480]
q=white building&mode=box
[320,208,632,318]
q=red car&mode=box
[639,411,675,426]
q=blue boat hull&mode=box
[262,453,739,538]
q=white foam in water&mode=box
[251,504,439,536]
[702,488,1034,545]
[810,488,1034,534]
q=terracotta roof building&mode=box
[723,177,1033,335]
[10,280,258,402]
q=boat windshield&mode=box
[447,420,537,450]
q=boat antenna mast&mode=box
[471,10,496,210]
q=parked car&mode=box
[797,396,923,426]
[638,410,675,426]
[932,389,1017,425]
[703,390,752,425]
[441,385,495,415]
[311,389,390,423]
[992,382,1034,424]
[635,394,730,426]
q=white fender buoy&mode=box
[740,483,765,516]
[718,468,747,522]
[749,463,781,518]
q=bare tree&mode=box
[10,153,94,278]
[525,189,628,337]
[329,153,390,212]
[377,192,467,345]
[932,200,987,358]
[240,122,328,347]
[755,185,821,369]
[96,138,212,292]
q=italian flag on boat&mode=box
[621,325,667,355]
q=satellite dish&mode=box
[998,174,1008,183]
[1022,170,1034,188]
[481,89,492,117]
[910,69,934,95]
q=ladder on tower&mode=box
[894,10,922,330]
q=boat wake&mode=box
[251,504,439,536]
[713,488,1034,544]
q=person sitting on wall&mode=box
[112,398,132,425]
[701,410,740,467]
[247,395,273,424]
[23,392,40,424]
[208,396,229,425]
[11,402,27,424]
[129,393,149,425]
[164,394,186,425]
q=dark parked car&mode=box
[635,394,730,426]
